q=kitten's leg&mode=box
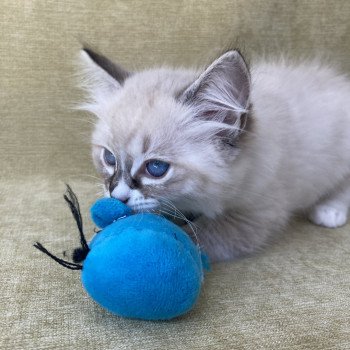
[308,179,350,228]
[188,207,288,262]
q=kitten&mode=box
[78,47,350,262]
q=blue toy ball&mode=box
[34,185,209,321]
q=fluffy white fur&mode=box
[79,49,350,262]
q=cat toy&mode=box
[34,186,209,320]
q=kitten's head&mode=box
[79,48,251,218]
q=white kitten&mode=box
[78,48,350,262]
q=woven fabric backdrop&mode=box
[1,1,350,349]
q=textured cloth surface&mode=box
[1,1,350,349]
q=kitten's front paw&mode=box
[309,204,348,228]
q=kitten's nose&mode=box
[117,194,130,204]
[110,180,131,204]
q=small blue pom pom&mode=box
[90,198,132,228]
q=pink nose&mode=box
[117,194,130,204]
[110,181,131,204]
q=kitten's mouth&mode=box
[130,204,158,213]
[133,206,200,227]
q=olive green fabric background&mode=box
[1,1,350,349]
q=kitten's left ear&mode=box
[78,48,131,110]
[180,50,251,140]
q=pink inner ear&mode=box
[200,108,238,126]
[201,109,218,119]
[181,50,250,127]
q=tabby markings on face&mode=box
[100,147,171,211]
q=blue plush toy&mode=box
[34,186,209,320]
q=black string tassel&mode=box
[63,184,90,255]
[33,242,83,270]
[33,185,90,270]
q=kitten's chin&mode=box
[129,202,159,213]
[156,205,202,227]
[130,203,201,227]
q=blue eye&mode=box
[146,160,170,178]
[103,148,116,167]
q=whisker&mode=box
[153,198,200,245]
[159,199,199,224]
[160,204,199,231]
[157,208,200,246]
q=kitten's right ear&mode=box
[179,50,251,141]
[78,48,131,107]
